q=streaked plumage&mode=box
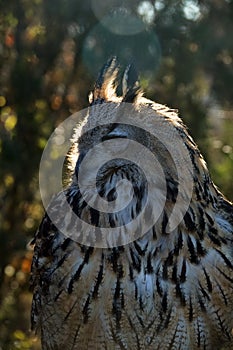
[31,58,233,349]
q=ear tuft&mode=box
[90,58,143,105]
[122,64,142,103]
[91,57,119,104]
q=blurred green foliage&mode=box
[0,0,232,349]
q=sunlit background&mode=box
[0,0,232,349]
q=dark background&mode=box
[0,1,232,348]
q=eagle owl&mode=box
[31,58,233,349]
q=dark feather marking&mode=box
[198,295,206,312]
[112,278,122,326]
[129,247,141,272]
[176,283,186,306]
[172,263,178,283]
[214,309,231,339]
[189,296,193,322]
[165,251,174,266]
[203,176,210,198]
[36,215,53,239]
[198,206,205,231]
[133,184,144,202]
[220,198,233,216]
[113,277,121,299]
[54,289,63,302]
[98,186,106,198]
[197,317,201,347]
[52,253,70,275]
[68,248,93,293]
[184,211,196,232]
[216,267,233,283]
[92,255,104,299]
[164,308,173,329]
[194,176,202,201]
[134,241,147,256]
[110,325,128,350]
[180,259,187,283]
[206,213,214,225]
[163,251,174,279]
[134,281,138,300]
[194,186,202,201]
[208,232,221,246]
[188,149,200,175]
[109,247,120,273]
[147,252,154,273]
[162,291,168,312]
[126,315,142,348]
[156,276,163,297]
[107,188,117,201]
[139,296,144,311]
[129,265,134,280]
[215,279,228,305]
[215,249,233,269]
[196,239,207,257]
[220,236,227,244]
[174,231,183,256]
[64,298,79,322]
[89,207,100,227]
[71,326,81,350]
[203,268,213,293]
[134,185,145,214]
[109,214,116,228]
[127,315,140,349]
[198,281,210,301]
[162,262,168,280]
[157,311,164,330]
[189,206,196,222]
[162,212,168,235]
[58,275,68,288]
[197,182,205,200]
[135,313,145,328]
[187,236,199,264]
[68,191,86,217]
[145,317,157,337]
[152,226,157,239]
[121,290,125,309]
[178,230,183,248]
[82,294,91,324]
[61,238,72,250]
[166,178,178,203]
[153,246,160,258]
[83,247,94,263]
[117,263,124,279]
[209,228,227,242]
[167,323,180,350]
[197,206,205,238]
[209,226,218,235]
[68,261,85,294]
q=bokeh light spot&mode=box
[137,1,155,24]
[4,265,15,277]
[0,96,6,107]
[4,174,14,187]
[183,0,201,21]
[5,114,17,131]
